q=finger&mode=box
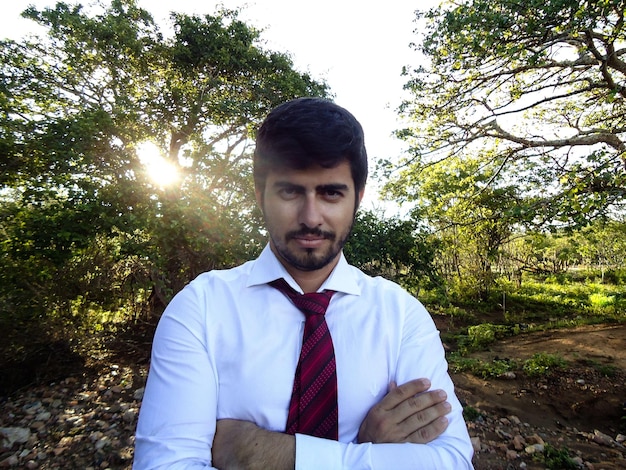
[391,388,448,421]
[379,378,432,411]
[399,398,451,433]
[405,415,450,444]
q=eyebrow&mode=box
[272,181,350,192]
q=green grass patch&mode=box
[449,353,517,379]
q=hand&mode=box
[213,419,295,470]
[357,378,451,444]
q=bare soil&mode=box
[446,322,626,469]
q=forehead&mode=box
[265,161,354,189]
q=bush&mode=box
[540,443,579,469]
[467,323,510,348]
[523,353,567,377]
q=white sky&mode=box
[2,0,439,208]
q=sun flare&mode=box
[136,142,179,187]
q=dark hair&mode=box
[253,97,368,193]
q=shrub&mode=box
[467,323,510,348]
[523,353,567,377]
[540,443,579,469]
[463,405,482,421]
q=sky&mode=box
[2,0,439,208]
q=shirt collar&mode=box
[247,244,361,296]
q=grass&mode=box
[449,352,568,379]
[436,271,625,381]
[449,354,516,379]
[429,272,625,359]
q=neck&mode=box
[289,266,335,293]
[271,247,340,293]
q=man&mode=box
[134,97,474,469]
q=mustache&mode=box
[286,227,336,241]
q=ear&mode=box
[356,188,365,208]
[358,188,365,205]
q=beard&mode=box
[270,224,353,272]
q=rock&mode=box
[501,371,516,379]
[122,409,137,423]
[65,416,84,426]
[513,434,526,451]
[526,433,545,445]
[616,433,625,444]
[496,428,513,439]
[525,443,544,454]
[0,427,31,448]
[0,454,19,467]
[94,435,110,450]
[506,449,519,460]
[133,387,145,401]
[592,429,614,447]
[34,411,51,422]
[22,402,42,415]
[470,436,481,451]
[508,415,522,425]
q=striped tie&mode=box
[269,278,338,440]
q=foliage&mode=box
[383,155,520,300]
[391,0,626,230]
[462,405,482,421]
[344,209,440,293]
[0,0,329,330]
[538,443,579,469]
[449,353,517,378]
[522,352,568,377]
[467,323,513,348]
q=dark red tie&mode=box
[269,278,338,440]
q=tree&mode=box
[392,0,626,228]
[384,150,521,299]
[574,219,626,280]
[344,209,439,294]
[0,0,329,326]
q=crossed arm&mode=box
[134,282,474,469]
[212,378,451,470]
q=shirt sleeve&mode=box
[294,296,474,470]
[133,284,217,470]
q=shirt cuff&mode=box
[295,434,344,470]
[295,434,375,470]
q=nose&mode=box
[298,194,323,228]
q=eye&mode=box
[322,189,344,200]
[278,187,300,200]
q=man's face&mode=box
[256,161,364,274]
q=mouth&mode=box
[293,236,326,248]
[288,229,335,249]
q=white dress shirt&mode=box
[134,245,474,469]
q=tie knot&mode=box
[269,278,335,317]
